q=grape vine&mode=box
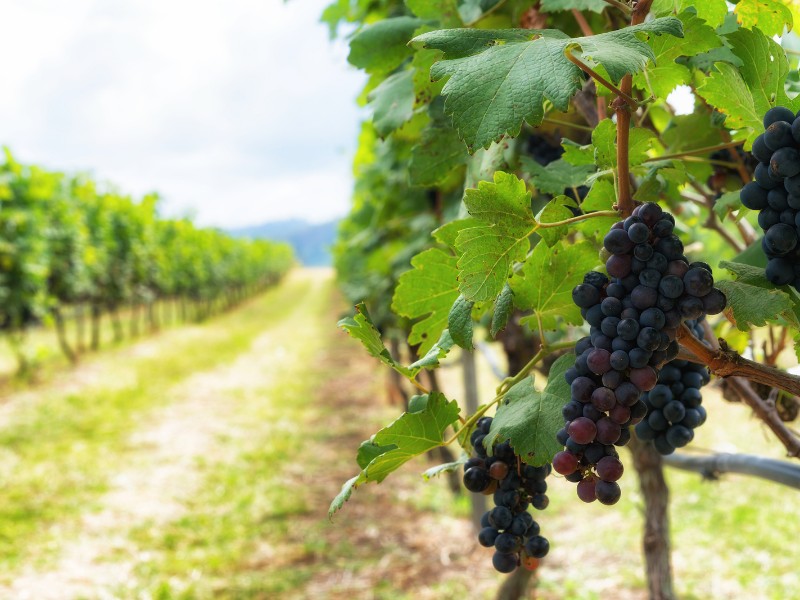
[325,0,800,596]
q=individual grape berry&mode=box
[595,480,622,505]
[524,536,550,559]
[765,120,794,151]
[765,223,798,256]
[464,467,491,492]
[751,134,773,164]
[771,147,800,178]
[595,456,624,482]
[553,450,578,475]
[764,106,795,128]
[493,552,518,573]
[567,417,597,445]
[576,476,597,503]
[479,527,500,547]
[683,268,714,297]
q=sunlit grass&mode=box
[0,276,312,576]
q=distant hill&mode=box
[229,219,339,266]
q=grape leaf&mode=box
[543,353,574,405]
[574,179,619,238]
[590,119,657,169]
[716,280,797,331]
[455,171,535,302]
[409,329,455,370]
[392,247,460,355]
[484,375,569,466]
[490,283,514,337]
[448,294,475,349]
[520,157,595,195]
[734,0,793,37]
[329,392,460,517]
[696,63,762,147]
[561,139,595,166]
[697,28,797,146]
[511,240,600,330]
[713,191,746,220]
[727,28,797,115]
[422,454,468,480]
[412,18,684,150]
[339,303,413,377]
[635,12,723,98]
[369,70,415,136]
[349,17,424,75]
[540,0,607,13]
[678,0,728,28]
[363,392,461,480]
[433,218,479,249]
[357,440,396,469]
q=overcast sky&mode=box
[0,0,365,227]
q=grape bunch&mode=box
[463,417,550,573]
[740,106,800,289]
[552,203,726,503]
[635,318,711,455]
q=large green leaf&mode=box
[392,247,460,354]
[484,367,570,466]
[511,240,601,330]
[455,172,535,302]
[412,18,683,150]
[329,392,461,517]
[697,28,797,147]
[716,280,797,331]
[635,11,722,98]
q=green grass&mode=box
[115,278,338,599]
[0,276,315,575]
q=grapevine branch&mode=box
[676,325,800,457]
[613,0,654,218]
[663,451,800,489]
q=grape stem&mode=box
[677,324,800,457]
[536,210,619,229]
[643,140,744,163]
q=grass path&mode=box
[0,271,326,592]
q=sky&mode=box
[0,0,365,228]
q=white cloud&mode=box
[0,0,364,226]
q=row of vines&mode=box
[325,0,800,598]
[0,149,293,372]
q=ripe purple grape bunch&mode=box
[553,203,726,504]
[464,417,550,573]
[635,318,711,455]
[740,106,800,288]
